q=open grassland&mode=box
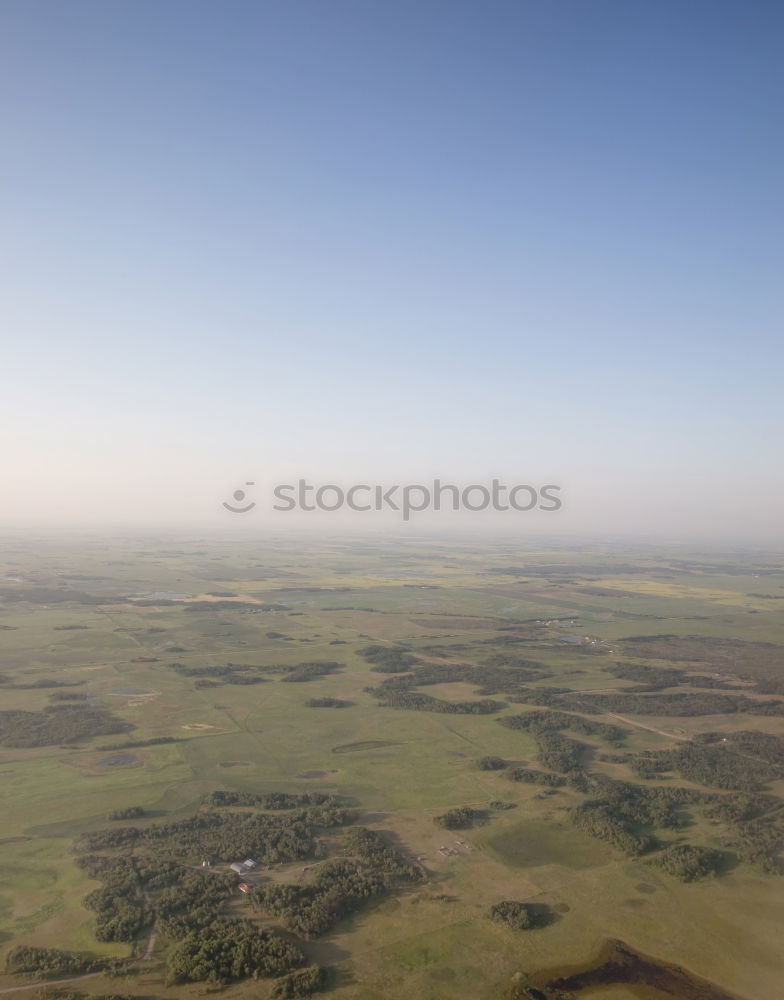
[0,535,783,1000]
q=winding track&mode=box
[601,711,688,741]
[0,902,158,995]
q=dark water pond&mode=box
[529,940,746,1000]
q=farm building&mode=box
[230,859,258,875]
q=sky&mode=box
[1,0,782,537]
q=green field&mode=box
[0,533,782,1000]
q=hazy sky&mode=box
[1,1,782,536]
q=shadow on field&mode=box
[302,934,353,977]
[356,811,391,825]
[526,902,560,928]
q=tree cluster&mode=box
[630,740,780,791]
[76,804,351,864]
[13,678,83,690]
[0,586,111,605]
[497,711,622,775]
[651,844,724,882]
[697,730,784,767]
[155,867,241,940]
[372,679,503,715]
[83,857,148,942]
[165,920,302,984]
[606,661,686,690]
[281,662,343,683]
[476,756,507,770]
[434,807,481,829]
[0,705,128,747]
[107,806,145,820]
[253,828,422,937]
[534,731,584,773]
[183,600,283,611]
[499,709,625,742]
[271,965,328,998]
[574,690,784,717]
[568,774,701,857]
[4,947,102,976]
[489,900,550,930]
[204,790,339,809]
[74,849,302,986]
[506,768,566,787]
[727,817,784,874]
[508,682,784,718]
[701,792,774,824]
[380,658,548,696]
[168,662,268,686]
[618,634,784,694]
[606,660,737,692]
[358,645,421,672]
[384,690,499,714]
[571,802,656,857]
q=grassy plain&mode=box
[0,533,782,1000]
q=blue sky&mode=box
[1,1,782,534]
